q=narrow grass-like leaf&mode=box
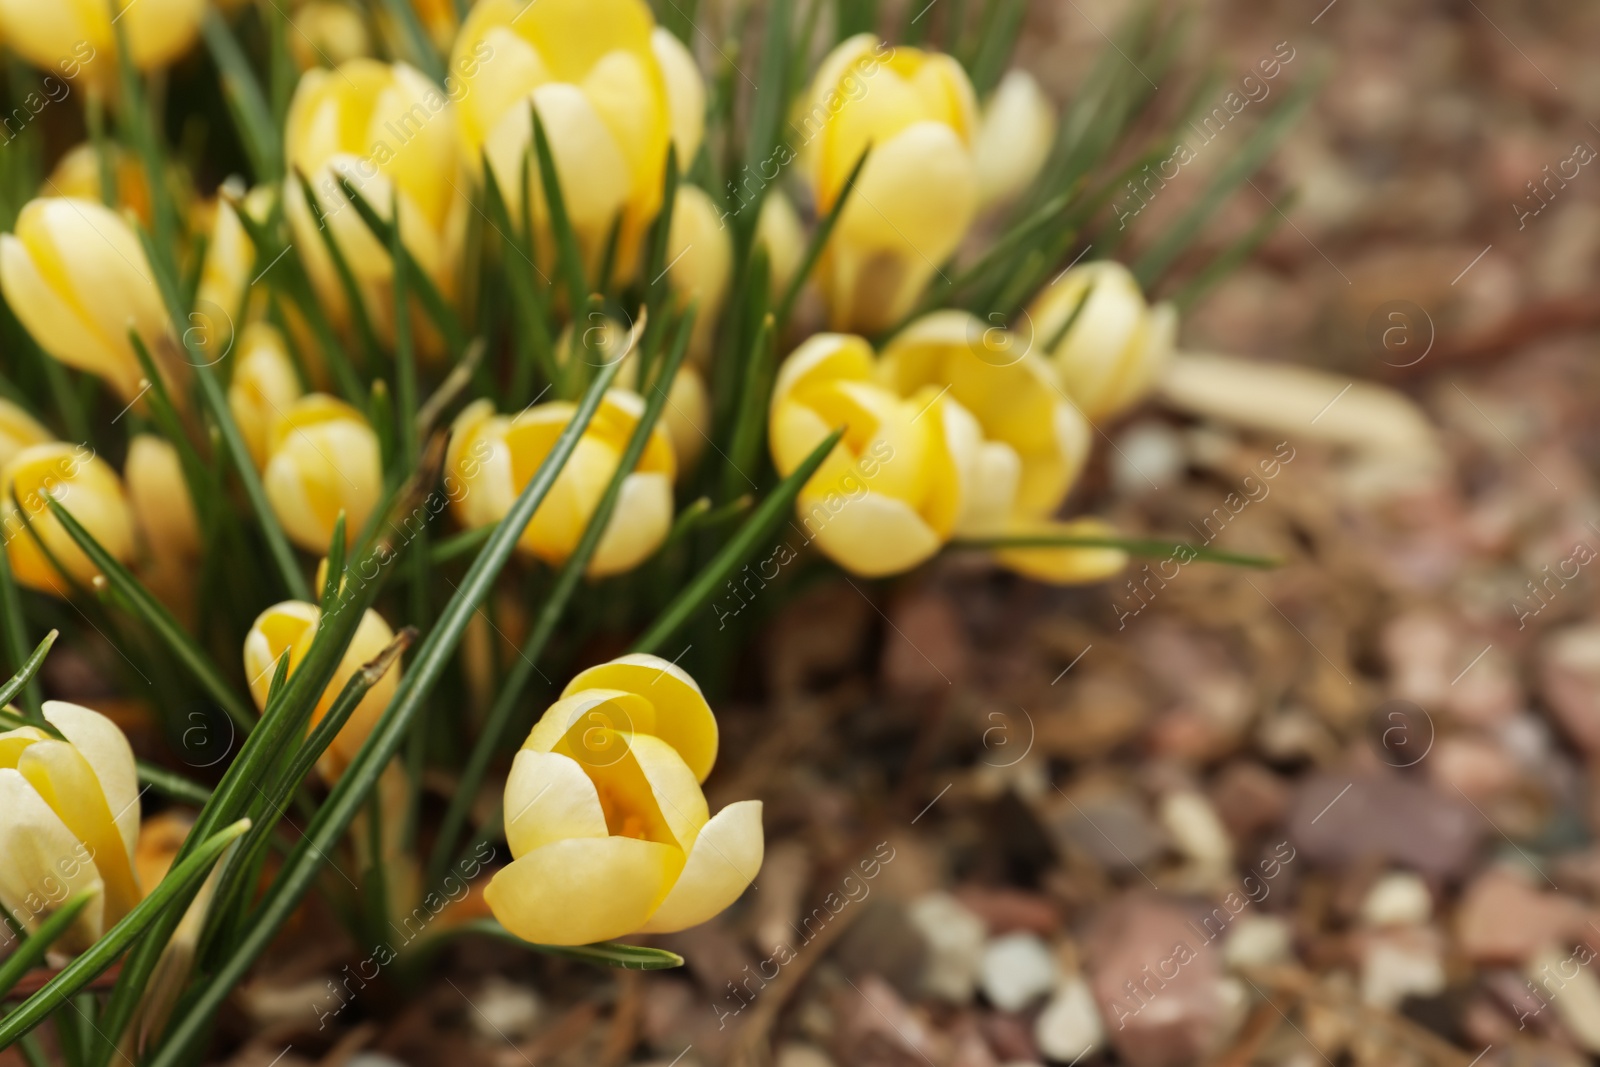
[632,428,844,654]
[740,0,792,239]
[147,356,625,1067]
[0,536,40,717]
[134,761,213,806]
[43,497,256,733]
[966,0,1026,97]
[201,9,281,180]
[321,513,348,610]
[481,157,559,398]
[0,818,250,1047]
[949,533,1281,569]
[774,147,869,330]
[722,312,776,505]
[445,920,685,970]
[0,892,95,999]
[377,0,446,83]
[1171,191,1294,312]
[0,629,55,713]
[429,313,669,884]
[127,330,217,525]
[529,108,588,316]
[428,524,493,566]
[295,168,383,367]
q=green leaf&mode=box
[966,0,1026,98]
[447,920,685,970]
[0,630,55,713]
[429,313,679,885]
[294,168,384,368]
[134,761,213,806]
[146,355,626,1067]
[774,146,869,331]
[0,544,42,718]
[949,533,1282,569]
[631,427,845,654]
[0,892,95,1000]
[529,106,589,319]
[42,497,257,734]
[1170,190,1295,312]
[721,310,777,505]
[201,9,282,180]
[0,818,251,1047]
[376,0,446,83]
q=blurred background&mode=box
[83,1,1600,1065]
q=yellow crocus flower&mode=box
[125,435,201,576]
[284,59,467,354]
[290,2,373,70]
[485,654,762,946]
[769,333,974,577]
[798,36,979,334]
[243,600,401,782]
[1,442,135,595]
[1029,260,1176,423]
[664,185,731,359]
[227,323,304,469]
[0,197,173,403]
[0,0,201,84]
[446,390,676,577]
[449,0,704,280]
[43,143,153,226]
[0,701,141,952]
[262,394,382,553]
[0,397,52,473]
[974,69,1056,209]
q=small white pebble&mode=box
[980,932,1058,1012]
[1223,914,1294,970]
[1360,872,1432,927]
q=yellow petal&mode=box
[0,767,107,951]
[243,600,320,710]
[484,835,683,945]
[625,733,709,850]
[263,394,381,552]
[42,701,140,863]
[561,654,718,782]
[0,397,53,473]
[638,799,764,933]
[651,27,706,165]
[588,471,673,577]
[503,749,608,855]
[522,689,659,757]
[799,488,943,577]
[126,435,201,561]
[975,69,1056,208]
[16,738,141,923]
[1,443,135,596]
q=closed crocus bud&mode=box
[665,186,731,358]
[879,311,1125,584]
[228,324,304,468]
[769,333,975,577]
[799,36,979,334]
[284,59,466,354]
[195,183,278,355]
[447,391,676,577]
[244,601,400,782]
[0,397,52,472]
[1,442,135,595]
[263,394,382,552]
[0,198,174,403]
[974,69,1056,208]
[290,2,373,70]
[1030,260,1176,423]
[125,435,200,562]
[573,318,711,472]
[486,654,762,945]
[450,0,704,280]
[0,0,201,84]
[0,701,141,953]
[757,190,806,300]
[44,144,154,225]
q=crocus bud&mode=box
[243,601,400,782]
[0,197,173,403]
[263,394,382,553]
[1,442,135,595]
[769,333,976,577]
[486,654,761,945]
[879,311,1125,584]
[450,0,705,280]
[0,397,52,472]
[227,324,304,468]
[799,36,979,333]
[0,0,200,84]
[284,59,466,354]
[44,144,153,226]
[570,318,709,472]
[0,701,141,952]
[125,435,201,564]
[447,392,676,577]
[290,2,373,70]
[665,185,731,358]
[757,190,806,300]
[974,69,1056,208]
[196,182,278,354]
[1029,260,1176,423]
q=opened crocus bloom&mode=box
[284,59,466,354]
[799,36,979,334]
[486,654,762,946]
[263,394,382,552]
[450,0,704,280]
[243,601,400,782]
[1,443,135,595]
[0,198,174,403]
[1029,260,1176,423]
[879,312,1127,583]
[769,333,973,577]
[0,702,141,952]
[447,391,675,577]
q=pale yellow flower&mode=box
[243,600,400,782]
[125,434,201,562]
[227,324,305,469]
[0,398,53,473]
[0,197,173,403]
[799,36,978,333]
[284,59,466,354]
[449,0,704,280]
[1029,260,1176,423]
[664,185,731,358]
[446,391,676,577]
[769,332,974,577]
[0,701,141,952]
[262,394,382,552]
[1,442,135,595]
[290,2,373,70]
[44,144,153,226]
[756,190,806,300]
[0,0,201,83]
[974,69,1056,208]
[485,654,762,945]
